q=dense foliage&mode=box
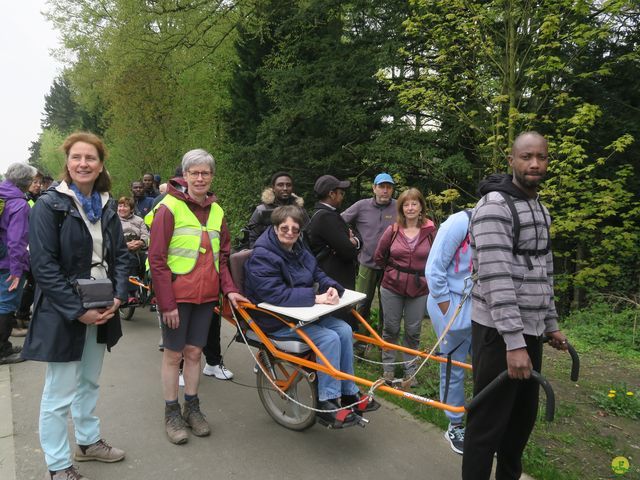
[31,0,640,308]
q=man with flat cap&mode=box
[306,175,361,328]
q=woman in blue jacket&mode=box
[244,205,379,428]
[425,210,473,455]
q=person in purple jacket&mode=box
[0,162,37,364]
[244,205,380,428]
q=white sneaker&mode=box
[203,363,234,380]
[178,373,185,387]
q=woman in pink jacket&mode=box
[374,188,436,387]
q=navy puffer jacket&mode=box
[22,188,129,362]
[243,226,344,333]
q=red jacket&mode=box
[374,221,436,298]
[149,179,239,312]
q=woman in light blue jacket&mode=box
[425,210,473,455]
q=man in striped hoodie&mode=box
[462,132,569,480]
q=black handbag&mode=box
[74,278,114,309]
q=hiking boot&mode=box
[203,363,234,380]
[0,352,25,365]
[444,424,465,455]
[46,466,89,480]
[182,397,210,437]
[165,402,188,444]
[74,438,125,463]
[341,391,381,413]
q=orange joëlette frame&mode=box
[217,300,471,414]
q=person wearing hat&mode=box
[306,175,361,328]
[341,172,397,327]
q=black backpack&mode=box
[495,191,550,270]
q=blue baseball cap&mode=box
[374,173,395,185]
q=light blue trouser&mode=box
[427,293,472,425]
[380,287,427,376]
[40,325,105,471]
[271,316,359,401]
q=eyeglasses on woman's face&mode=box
[278,226,300,235]
[186,170,212,179]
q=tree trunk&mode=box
[571,242,585,310]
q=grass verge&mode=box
[357,303,640,479]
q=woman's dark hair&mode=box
[271,205,303,227]
[396,188,428,228]
[61,132,112,193]
[118,196,135,211]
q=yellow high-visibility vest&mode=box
[156,195,223,274]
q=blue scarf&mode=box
[69,183,102,224]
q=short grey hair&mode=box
[5,163,37,192]
[181,149,215,176]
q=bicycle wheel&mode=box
[256,356,317,431]
[119,305,136,321]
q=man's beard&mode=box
[515,171,545,189]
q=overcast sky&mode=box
[0,0,60,173]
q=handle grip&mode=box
[466,370,555,422]
[543,337,580,382]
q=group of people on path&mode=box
[2,129,569,480]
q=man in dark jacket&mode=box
[143,173,160,198]
[246,171,309,248]
[0,162,36,364]
[132,180,154,217]
[462,131,569,479]
[306,175,361,328]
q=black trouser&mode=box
[0,313,14,356]
[462,322,543,480]
[202,308,222,366]
[16,271,35,321]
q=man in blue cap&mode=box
[341,173,396,327]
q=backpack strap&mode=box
[496,191,550,270]
[381,223,400,269]
[496,191,522,248]
[454,210,473,274]
[303,209,332,261]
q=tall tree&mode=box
[397,0,640,302]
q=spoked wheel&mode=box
[119,305,136,321]
[256,356,317,431]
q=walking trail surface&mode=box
[3,308,477,480]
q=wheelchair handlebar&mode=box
[542,337,580,382]
[466,370,555,422]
